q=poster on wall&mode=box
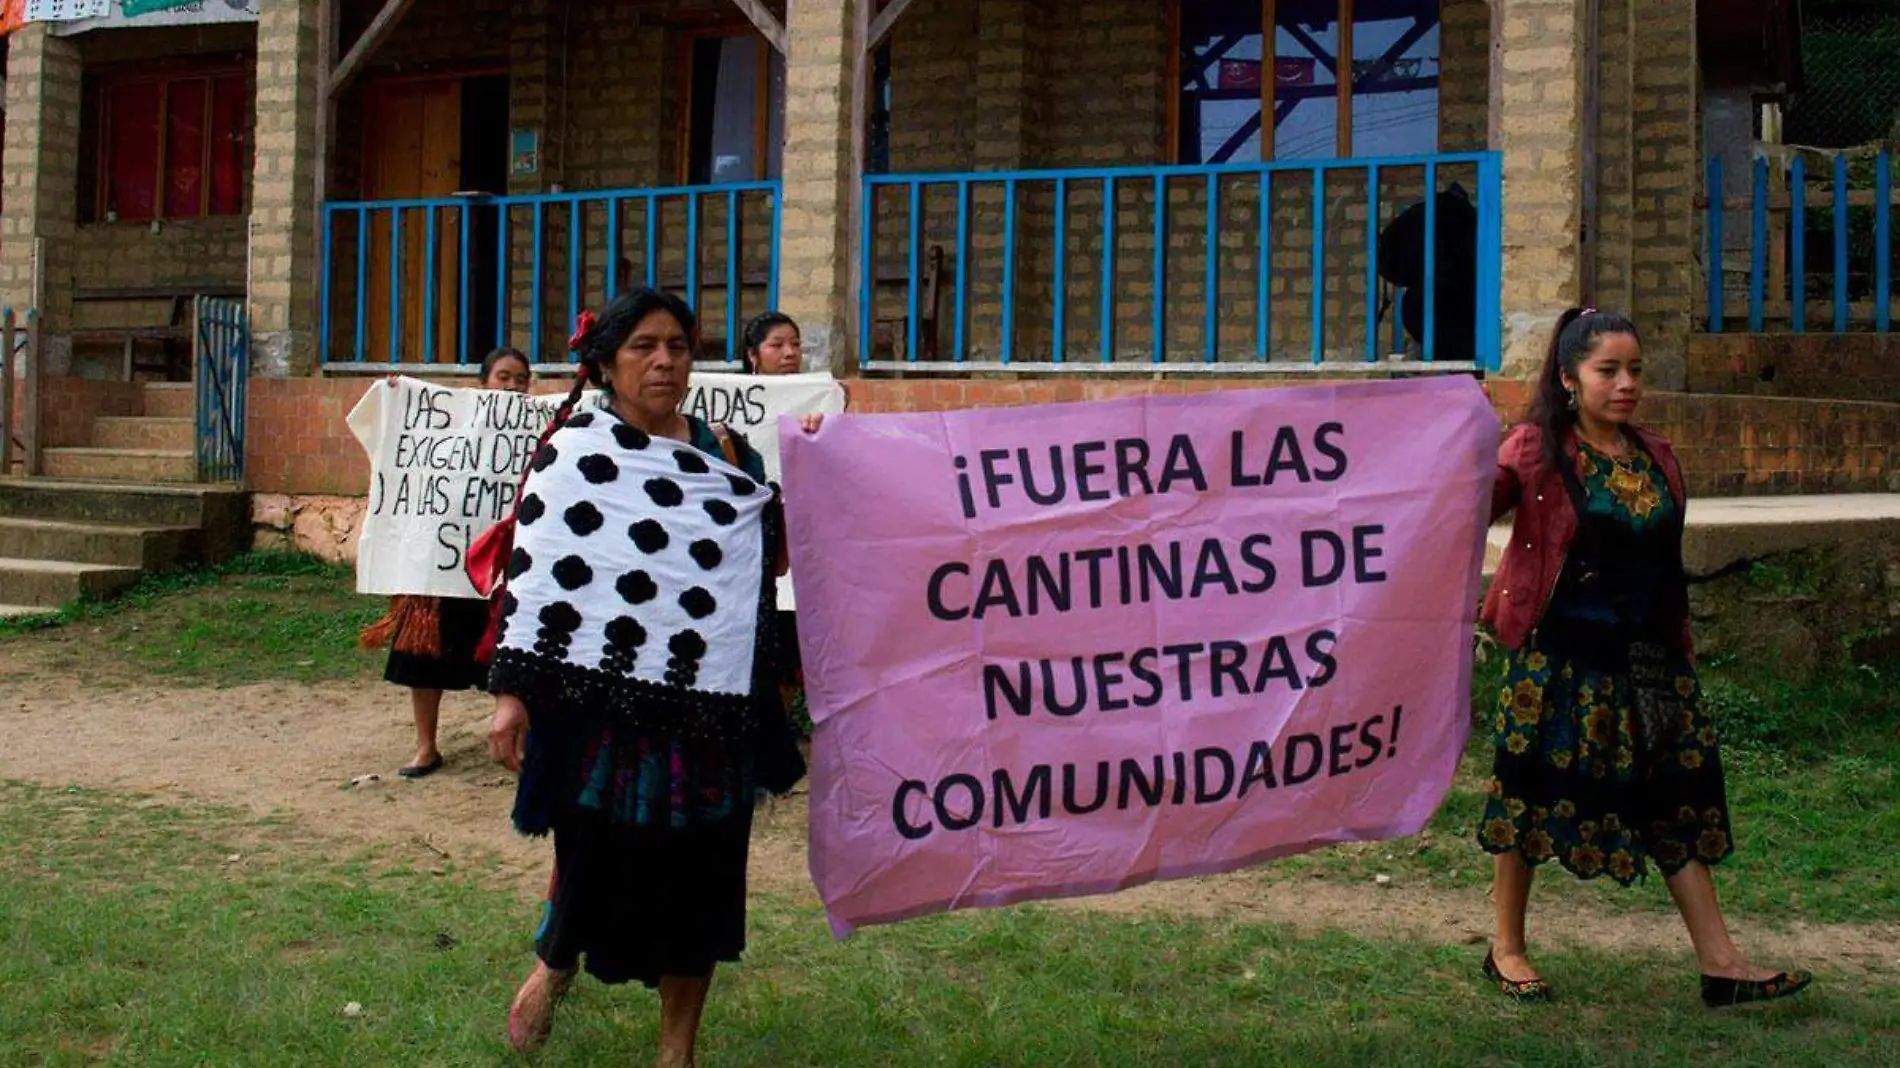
[50,0,257,35]
[25,0,108,21]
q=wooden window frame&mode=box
[1171,0,1417,164]
[90,58,253,223]
[675,24,779,185]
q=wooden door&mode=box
[363,78,462,364]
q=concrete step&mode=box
[42,447,197,484]
[0,603,57,621]
[0,479,248,563]
[141,382,195,419]
[1485,494,1900,579]
[92,416,194,452]
[0,516,202,569]
[0,557,142,608]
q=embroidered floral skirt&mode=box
[1477,629,1735,885]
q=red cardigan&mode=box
[1479,423,1694,657]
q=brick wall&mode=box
[6,375,141,451]
[2,27,83,355]
[1687,334,1900,406]
[1627,0,1697,389]
[242,372,1900,499]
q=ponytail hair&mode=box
[1528,307,1640,476]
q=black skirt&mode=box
[533,805,755,987]
[383,597,491,692]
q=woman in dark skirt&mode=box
[1478,308,1811,1009]
[360,348,531,778]
[487,289,817,1064]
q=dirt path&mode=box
[2,645,1893,977]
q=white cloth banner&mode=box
[348,373,845,601]
[51,0,257,34]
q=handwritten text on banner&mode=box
[348,372,844,599]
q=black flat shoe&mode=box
[399,755,445,779]
[1701,970,1813,1008]
[1483,951,1552,1002]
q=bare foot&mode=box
[507,962,573,1053]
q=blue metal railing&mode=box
[1704,151,1898,333]
[194,296,248,484]
[320,181,783,366]
[860,151,1502,372]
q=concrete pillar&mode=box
[1489,0,1588,378]
[1592,0,1636,313]
[1,26,82,374]
[778,0,863,374]
[1629,0,1698,389]
[249,0,326,377]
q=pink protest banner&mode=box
[782,376,1499,938]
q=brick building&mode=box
[3,0,1891,533]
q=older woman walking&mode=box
[487,288,817,1064]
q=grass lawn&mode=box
[2,556,1897,1065]
[0,552,385,688]
[2,781,1895,1068]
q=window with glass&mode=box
[88,66,249,222]
[685,32,786,184]
[1176,0,1441,163]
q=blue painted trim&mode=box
[458,205,472,362]
[1310,172,1325,365]
[530,203,545,363]
[1152,174,1166,363]
[319,207,334,365]
[1001,177,1018,364]
[1053,178,1068,363]
[354,207,368,363]
[568,200,583,355]
[859,183,875,370]
[684,192,700,313]
[1791,157,1807,333]
[495,205,509,353]
[768,187,783,310]
[644,196,658,288]
[1257,171,1271,361]
[1423,161,1438,361]
[1100,177,1116,364]
[606,199,621,298]
[860,152,1499,188]
[954,181,970,362]
[1835,154,1850,332]
[1474,152,1503,371]
[1204,174,1219,363]
[423,207,439,363]
[1364,163,1380,362]
[388,207,404,364]
[727,189,741,364]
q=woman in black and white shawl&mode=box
[488,287,818,1062]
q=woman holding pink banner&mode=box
[1478,308,1810,1009]
[487,289,815,1064]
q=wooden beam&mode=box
[1335,0,1352,157]
[729,0,787,54]
[865,0,919,54]
[329,0,421,99]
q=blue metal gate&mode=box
[195,296,248,484]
